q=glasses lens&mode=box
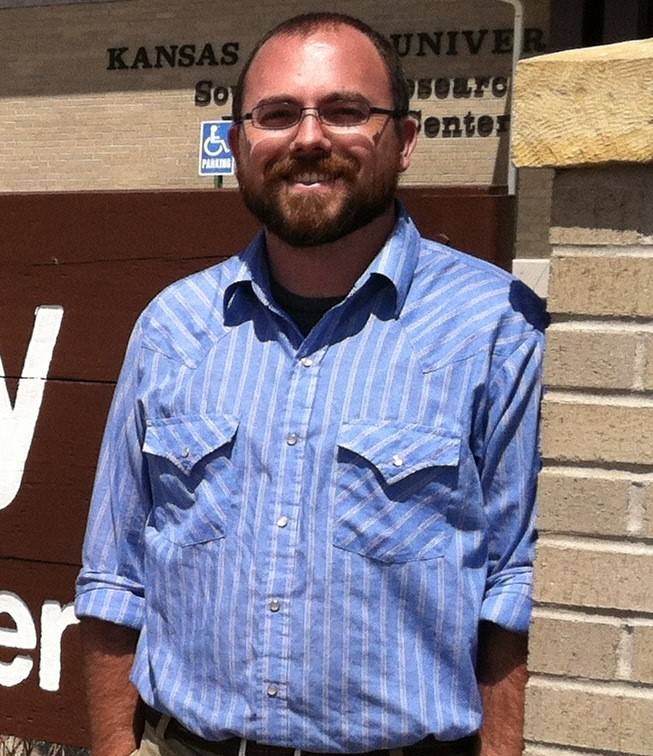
[320,100,370,127]
[253,102,301,129]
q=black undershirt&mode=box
[270,277,345,337]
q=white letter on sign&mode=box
[0,591,37,687]
[39,601,79,692]
[0,305,64,511]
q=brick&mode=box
[544,328,638,390]
[514,167,554,261]
[524,747,607,756]
[513,39,653,168]
[645,484,653,538]
[548,165,653,246]
[548,255,653,318]
[541,398,653,466]
[534,541,653,613]
[525,679,653,754]
[528,615,621,679]
[643,334,653,391]
[537,470,632,536]
[632,625,653,684]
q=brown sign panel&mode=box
[0,560,86,744]
[0,188,513,746]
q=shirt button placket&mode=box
[262,350,320,728]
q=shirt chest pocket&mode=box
[334,421,461,564]
[142,414,239,547]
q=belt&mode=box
[143,705,478,756]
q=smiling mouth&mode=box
[290,172,337,186]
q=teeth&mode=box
[294,172,331,185]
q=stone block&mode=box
[548,255,653,318]
[541,398,653,466]
[537,470,631,537]
[549,166,653,246]
[525,679,653,754]
[528,615,620,679]
[513,39,653,168]
[543,328,638,390]
[534,541,653,613]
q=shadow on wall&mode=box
[552,166,653,236]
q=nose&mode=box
[289,110,332,155]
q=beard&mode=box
[238,151,400,247]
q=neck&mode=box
[264,205,397,298]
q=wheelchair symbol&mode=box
[203,125,230,157]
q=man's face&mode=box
[229,26,416,247]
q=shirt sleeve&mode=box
[75,318,152,630]
[478,331,544,634]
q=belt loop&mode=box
[293,750,301,756]
[155,714,171,739]
[238,738,248,756]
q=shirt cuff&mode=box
[75,571,144,630]
[479,569,533,634]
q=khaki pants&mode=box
[136,717,223,756]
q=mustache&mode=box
[265,154,359,182]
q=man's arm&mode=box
[476,621,528,756]
[80,618,144,756]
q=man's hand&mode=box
[476,621,528,756]
[80,617,144,756]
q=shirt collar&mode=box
[224,202,420,320]
[353,202,420,316]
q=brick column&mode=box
[512,40,653,756]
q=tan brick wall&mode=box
[526,681,653,755]
[0,0,550,192]
[521,162,653,756]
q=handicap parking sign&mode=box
[199,120,235,176]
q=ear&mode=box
[228,122,242,163]
[397,116,418,173]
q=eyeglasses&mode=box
[237,99,405,131]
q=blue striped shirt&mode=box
[75,207,546,751]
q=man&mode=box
[76,12,546,756]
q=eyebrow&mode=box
[250,90,369,108]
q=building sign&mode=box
[0,0,550,193]
[198,120,234,176]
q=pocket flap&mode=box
[337,420,460,485]
[143,413,238,475]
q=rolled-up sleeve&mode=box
[75,318,152,629]
[479,332,544,634]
